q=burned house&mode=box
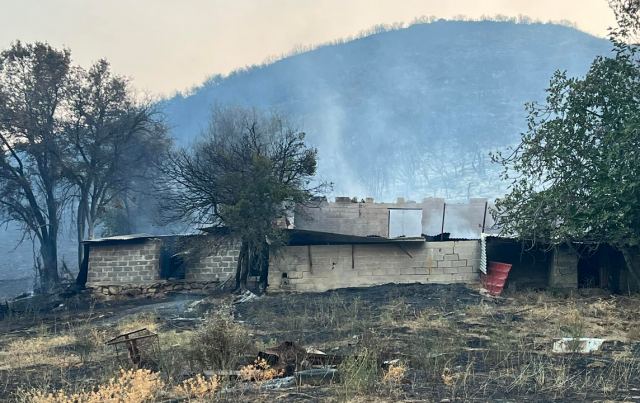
[83,233,241,296]
[267,197,490,292]
[82,196,635,296]
[485,237,634,293]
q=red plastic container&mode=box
[481,261,513,296]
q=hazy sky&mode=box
[0,0,616,97]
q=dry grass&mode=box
[17,368,165,403]
[2,285,640,402]
[174,373,221,400]
[0,334,80,369]
[238,358,283,382]
[115,312,159,335]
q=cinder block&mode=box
[450,260,468,267]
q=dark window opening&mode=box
[159,238,186,280]
[578,255,600,288]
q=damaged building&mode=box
[80,196,635,296]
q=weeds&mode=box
[238,358,283,382]
[186,315,254,371]
[18,368,164,403]
[174,373,220,400]
[337,347,381,400]
[383,362,407,384]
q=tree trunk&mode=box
[234,241,250,292]
[40,234,59,293]
[258,242,270,293]
[76,200,86,273]
[620,247,640,291]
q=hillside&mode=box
[162,20,611,201]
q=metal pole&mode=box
[440,203,446,241]
[481,201,488,233]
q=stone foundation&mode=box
[87,280,223,299]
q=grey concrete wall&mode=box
[295,197,493,238]
[185,240,240,282]
[87,236,240,286]
[268,240,481,292]
[87,239,162,285]
[549,247,578,288]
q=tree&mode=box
[0,42,71,292]
[63,59,169,268]
[163,107,326,291]
[0,41,169,292]
[492,3,640,287]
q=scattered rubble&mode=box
[553,337,606,353]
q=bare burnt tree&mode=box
[0,42,71,292]
[0,41,170,292]
[162,107,326,292]
[63,59,169,268]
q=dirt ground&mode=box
[1,283,640,402]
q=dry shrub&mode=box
[238,358,283,382]
[383,363,407,384]
[174,373,220,400]
[19,368,164,403]
[186,316,254,371]
[71,327,106,363]
[561,307,585,339]
[441,367,457,387]
[337,347,381,399]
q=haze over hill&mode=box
[162,20,611,201]
[0,19,611,296]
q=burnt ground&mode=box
[1,283,640,402]
[235,284,640,402]
[236,283,482,346]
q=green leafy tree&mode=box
[163,107,327,291]
[493,2,640,287]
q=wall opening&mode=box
[577,255,600,288]
[159,237,186,280]
[388,208,422,238]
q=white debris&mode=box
[552,337,605,353]
[306,347,326,355]
[233,290,260,304]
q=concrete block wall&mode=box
[295,197,493,238]
[549,247,578,288]
[87,236,240,287]
[186,240,240,282]
[268,240,481,292]
[87,239,162,285]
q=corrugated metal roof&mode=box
[82,233,156,243]
[286,229,425,246]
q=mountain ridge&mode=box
[160,20,611,201]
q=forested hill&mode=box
[161,20,611,201]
